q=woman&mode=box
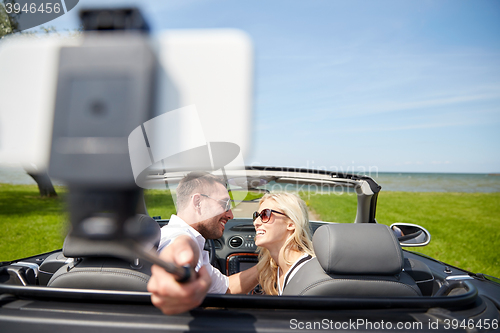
[253,192,315,295]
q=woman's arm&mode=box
[226,265,259,294]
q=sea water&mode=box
[1,166,499,193]
[0,166,38,185]
[370,172,500,193]
[0,166,65,186]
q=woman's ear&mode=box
[287,222,296,231]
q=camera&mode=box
[0,8,253,276]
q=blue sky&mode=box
[25,0,500,173]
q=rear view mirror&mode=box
[390,223,431,247]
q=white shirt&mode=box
[277,253,313,295]
[158,214,229,294]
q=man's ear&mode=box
[191,193,202,213]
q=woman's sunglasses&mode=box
[253,209,288,223]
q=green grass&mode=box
[0,186,177,262]
[301,191,358,222]
[306,191,500,278]
[0,184,68,262]
[229,189,267,202]
[143,189,176,219]
[2,184,499,279]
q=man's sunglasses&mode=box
[200,194,232,212]
[252,209,288,223]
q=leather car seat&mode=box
[283,223,422,297]
[47,214,160,291]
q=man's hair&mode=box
[176,171,227,211]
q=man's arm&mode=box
[226,265,259,294]
[147,235,212,315]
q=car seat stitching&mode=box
[50,269,150,284]
[299,279,421,296]
[387,227,403,269]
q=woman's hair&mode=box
[255,192,314,295]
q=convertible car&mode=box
[1,166,499,332]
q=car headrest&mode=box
[63,214,160,258]
[313,223,404,275]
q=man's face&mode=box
[195,183,234,239]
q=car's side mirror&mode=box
[390,223,431,247]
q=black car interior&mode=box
[46,214,160,291]
[0,213,491,319]
[42,216,437,297]
[1,212,482,307]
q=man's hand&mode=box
[148,235,211,315]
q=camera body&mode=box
[0,11,253,183]
[0,8,253,241]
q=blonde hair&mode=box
[255,192,314,295]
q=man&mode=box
[147,172,258,315]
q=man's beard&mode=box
[196,218,223,240]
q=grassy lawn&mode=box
[0,186,178,262]
[306,191,500,278]
[2,184,499,279]
[144,189,176,219]
[0,184,68,262]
